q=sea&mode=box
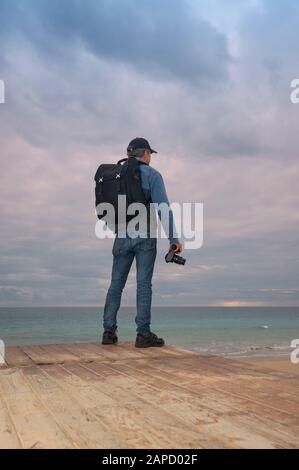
[0,306,299,358]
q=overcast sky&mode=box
[0,0,298,307]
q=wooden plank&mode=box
[132,352,299,396]
[21,345,56,365]
[78,362,246,449]
[0,368,74,449]
[62,343,111,362]
[106,361,285,450]
[185,353,299,385]
[1,342,299,449]
[150,356,299,413]
[87,342,149,362]
[245,357,299,377]
[0,367,32,395]
[40,364,160,448]
[118,341,198,359]
[148,360,299,415]
[5,347,34,367]
[38,344,81,363]
[59,362,205,449]
[195,354,299,384]
[22,366,122,449]
[191,372,299,410]
[5,342,214,367]
[113,360,299,448]
[21,344,79,365]
[110,342,149,360]
[0,396,22,449]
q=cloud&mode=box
[212,300,271,307]
[1,0,231,87]
[0,286,34,302]
[0,0,299,307]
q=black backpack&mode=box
[94,157,150,229]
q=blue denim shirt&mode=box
[138,162,179,245]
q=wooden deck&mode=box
[0,342,298,449]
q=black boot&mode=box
[135,332,165,348]
[102,330,118,345]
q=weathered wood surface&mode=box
[0,342,298,449]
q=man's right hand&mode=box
[172,243,183,253]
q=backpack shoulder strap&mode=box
[94,165,103,182]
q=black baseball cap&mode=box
[127,137,157,154]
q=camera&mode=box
[165,244,186,265]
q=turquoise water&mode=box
[0,307,299,358]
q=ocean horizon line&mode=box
[1,305,299,309]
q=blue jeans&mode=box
[103,236,157,335]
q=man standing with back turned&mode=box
[102,138,182,348]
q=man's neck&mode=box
[134,156,149,166]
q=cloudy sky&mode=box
[0,0,298,307]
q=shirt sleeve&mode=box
[149,171,179,245]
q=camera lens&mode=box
[173,254,186,265]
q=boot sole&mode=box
[135,343,165,348]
